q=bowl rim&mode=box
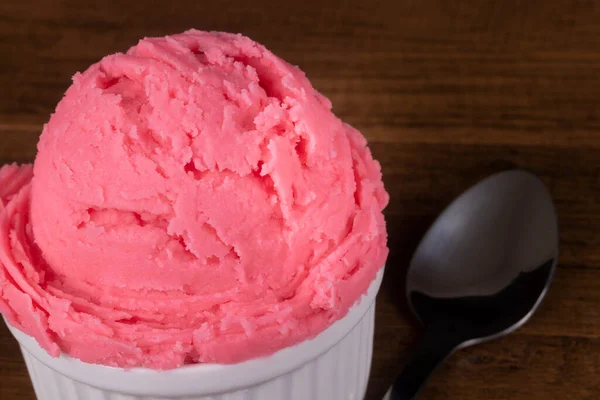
[5,267,384,397]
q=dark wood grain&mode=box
[1,0,600,399]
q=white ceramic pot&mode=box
[5,268,384,400]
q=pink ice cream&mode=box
[0,30,388,369]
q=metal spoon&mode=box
[383,170,559,400]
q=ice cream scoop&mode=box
[0,30,388,369]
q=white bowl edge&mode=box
[5,267,385,397]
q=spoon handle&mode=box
[387,323,457,400]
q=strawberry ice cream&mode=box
[0,30,388,369]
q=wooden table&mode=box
[1,1,599,399]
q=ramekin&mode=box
[4,267,384,400]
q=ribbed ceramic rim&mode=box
[6,267,384,397]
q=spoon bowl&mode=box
[386,170,558,400]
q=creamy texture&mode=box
[0,30,388,369]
